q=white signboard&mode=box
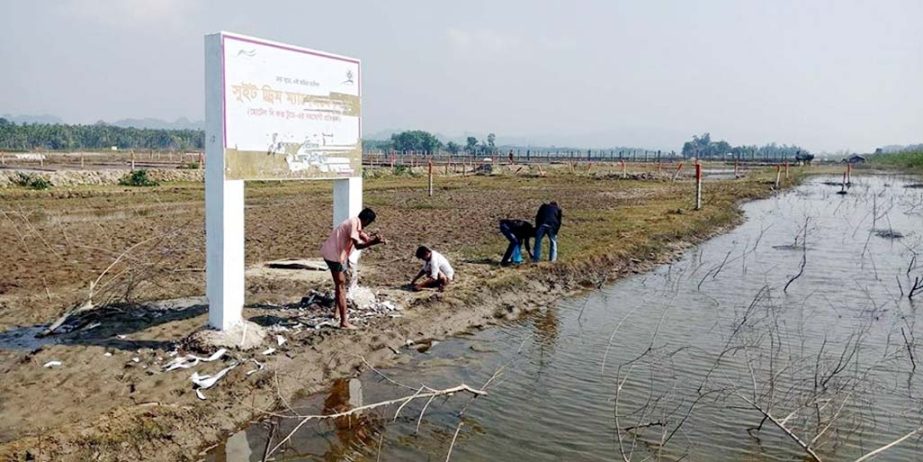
[220,33,361,180]
[204,32,364,331]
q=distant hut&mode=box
[844,155,866,165]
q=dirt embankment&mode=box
[0,166,802,461]
[0,168,204,188]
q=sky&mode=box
[0,0,921,153]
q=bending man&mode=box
[533,201,562,262]
[320,208,385,329]
[499,219,534,266]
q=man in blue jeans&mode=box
[533,201,562,262]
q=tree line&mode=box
[0,118,204,151]
[364,130,501,156]
[682,133,812,162]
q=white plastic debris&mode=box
[276,335,286,347]
[104,352,113,357]
[132,357,140,363]
[163,348,227,372]
[196,389,207,400]
[83,322,101,331]
[117,334,127,340]
[261,347,276,356]
[190,362,238,394]
[43,360,62,368]
[246,359,264,376]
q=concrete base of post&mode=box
[184,319,267,352]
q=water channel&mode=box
[209,174,923,461]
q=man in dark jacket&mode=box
[499,219,534,266]
[533,201,562,262]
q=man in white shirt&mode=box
[410,246,454,291]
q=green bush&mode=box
[869,150,923,171]
[119,169,159,187]
[392,165,415,176]
[12,172,52,190]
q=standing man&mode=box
[410,246,454,291]
[320,208,385,329]
[533,201,562,262]
[499,219,534,266]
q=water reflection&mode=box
[321,379,379,459]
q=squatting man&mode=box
[409,245,455,291]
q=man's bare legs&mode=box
[413,273,450,291]
[331,269,357,329]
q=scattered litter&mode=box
[163,348,227,372]
[196,389,207,400]
[276,335,286,347]
[246,359,264,376]
[190,362,239,397]
[874,229,904,239]
[239,322,249,347]
[43,360,62,368]
[261,347,276,356]
[167,350,179,357]
[104,352,112,357]
[117,335,127,340]
[82,322,101,331]
[265,288,402,333]
[132,357,140,363]
[306,319,338,330]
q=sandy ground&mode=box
[0,165,795,460]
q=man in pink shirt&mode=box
[320,208,385,329]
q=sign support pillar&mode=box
[334,177,364,267]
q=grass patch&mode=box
[12,172,52,190]
[867,150,923,172]
[119,169,159,187]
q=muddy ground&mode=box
[0,164,796,460]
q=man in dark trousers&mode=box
[533,201,562,262]
[499,219,534,266]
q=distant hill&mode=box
[876,143,923,154]
[1,113,64,124]
[1,114,204,131]
[111,117,204,131]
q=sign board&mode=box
[204,32,364,331]
[220,33,361,180]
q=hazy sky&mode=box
[1,0,921,152]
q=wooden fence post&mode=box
[428,159,433,197]
[695,163,703,210]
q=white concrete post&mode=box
[694,163,703,210]
[333,176,363,227]
[205,33,245,330]
[334,176,363,264]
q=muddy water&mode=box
[209,174,923,461]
